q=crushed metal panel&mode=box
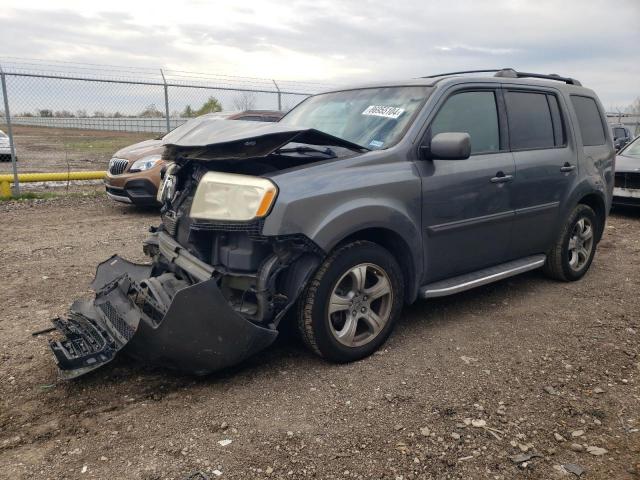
[162,119,366,160]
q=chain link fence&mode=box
[0,58,334,193]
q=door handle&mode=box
[490,172,513,184]
[560,163,576,173]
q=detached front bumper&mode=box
[49,249,278,379]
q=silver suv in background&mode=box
[611,124,633,151]
[47,68,615,378]
[0,130,14,161]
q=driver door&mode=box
[418,88,516,282]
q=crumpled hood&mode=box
[162,118,367,160]
[615,154,640,173]
[113,139,163,161]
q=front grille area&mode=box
[161,212,178,236]
[109,158,129,175]
[98,302,135,341]
[615,172,640,189]
[190,219,266,240]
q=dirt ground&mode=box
[0,124,154,174]
[0,193,638,480]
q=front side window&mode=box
[430,91,500,154]
[505,91,557,150]
[280,86,432,150]
[570,96,606,146]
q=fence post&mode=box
[160,69,171,133]
[0,64,19,196]
[272,79,282,111]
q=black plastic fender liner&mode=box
[125,276,279,375]
[91,255,153,292]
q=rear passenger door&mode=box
[504,88,578,258]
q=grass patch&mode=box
[0,190,106,202]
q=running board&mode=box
[420,255,546,299]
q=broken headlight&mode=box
[189,172,278,222]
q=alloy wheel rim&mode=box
[327,263,393,347]
[568,217,594,271]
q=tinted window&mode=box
[431,91,499,154]
[505,91,555,149]
[570,96,605,146]
[547,95,566,146]
[614,127,626,139]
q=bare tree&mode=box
[233,91,257,111]
[626,97,640,115]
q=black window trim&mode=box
[423,87,507,157]
[569,94,608,147]
[503,88,568,153]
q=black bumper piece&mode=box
[49,256,278,378]
[106,178,159,206]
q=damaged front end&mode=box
[46,122,356,378]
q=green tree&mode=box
[195,97,223,116]
[182,105,195,118]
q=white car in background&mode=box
[0,130,15,161]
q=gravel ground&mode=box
[0,195,638,480]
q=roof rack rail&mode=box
[493,68,582,86]
[423,69,501,78]
[422,68,582,86]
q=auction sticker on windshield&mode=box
[362,105,405,119]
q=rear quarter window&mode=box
[570,95,606,146]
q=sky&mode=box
[0,0,639,109]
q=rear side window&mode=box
[505,91,557,149]
[430,91,500,154]
[570,96,606,146]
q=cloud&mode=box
[0,0,638,106]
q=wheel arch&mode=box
[336,227,419,304]
[577,192,607,243]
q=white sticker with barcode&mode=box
[362,105,405,119]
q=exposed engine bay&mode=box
[44,122,365,378]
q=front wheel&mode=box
[297,241,404,363]
[543,204,598,281]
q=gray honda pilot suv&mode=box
[48,69,614,378]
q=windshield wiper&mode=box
[275,145,337,158]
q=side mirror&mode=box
[426,132,471,160]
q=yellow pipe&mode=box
[0,180,10,197]
[0,171,106,197]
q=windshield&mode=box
[281,86,432,150]
[0,131,7,138]
[621,136,640,157]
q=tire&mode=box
[297,240,404,363]
[543,204,598,281]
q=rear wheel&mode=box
[298,241,404,362]
[543,204,598,281]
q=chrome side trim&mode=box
[420,254,546,298]
[106,192,132,203]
